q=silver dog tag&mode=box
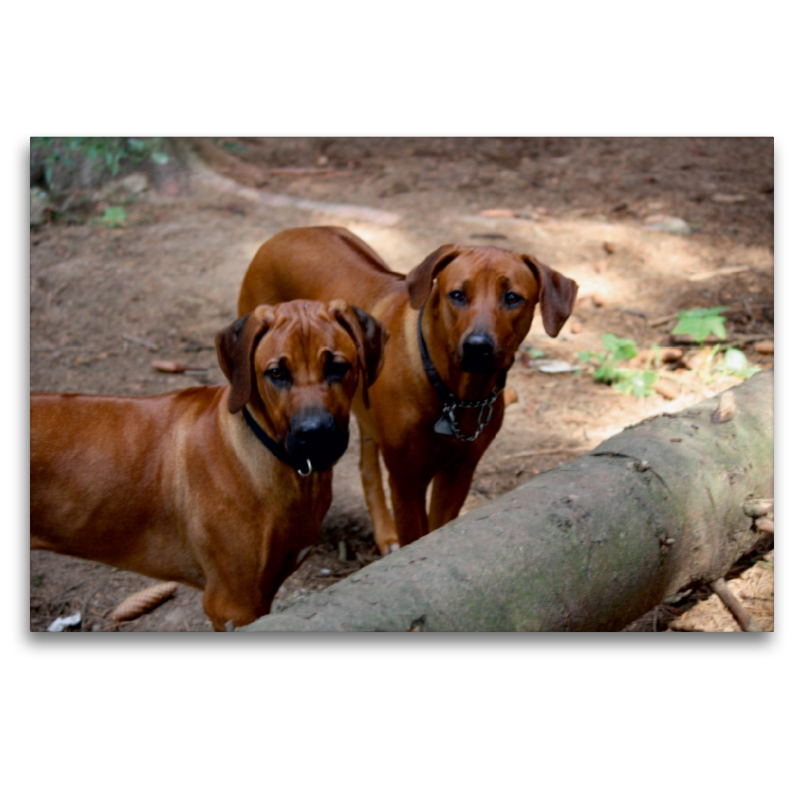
[434,414,453,436]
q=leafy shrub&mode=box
[577,334,658,398]
[30,137,169,191]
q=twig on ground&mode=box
[648,313,678,327]
[710,578,762,632]
[687,265,752,282]
[123,334,159,351]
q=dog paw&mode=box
[388,543,400,553]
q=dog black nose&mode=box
[287,410,349,471]
[461,333,495,372]
[291,412,337,448]
[464,333,494,359]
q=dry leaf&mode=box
[503,387,518,406]
[151,360,207,373]
[110,582,178,622]
[479,208,517,218]
[711,193,747,203]
[630,347,683,367]
[754,340,774,355]
[653,379,681,400]
[712,391,736,424]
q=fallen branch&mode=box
[687,265,751,282]
[240,371,773,632]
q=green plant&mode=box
[719,347,759,379]
[577,333,637,382]
[98,206,127,227]
[31,137,169,188]
[691,344,759,384]
[614,369,659,398]
[671,306,728,344]
[221,140,248,154]
[577,334,658,398]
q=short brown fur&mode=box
[238,227,577,554]
[30,300,386,630]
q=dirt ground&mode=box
[29,137,774,632]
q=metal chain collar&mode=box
[441,385,503,442]
[417,306,507,442]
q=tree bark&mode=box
[239,370,774,632]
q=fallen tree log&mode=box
[240,370,774,632]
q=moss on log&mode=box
[240,370,773,632]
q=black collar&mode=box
[242,405,312,477]
[416,307,506,442]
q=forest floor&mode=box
[29,137,774,632]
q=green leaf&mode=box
[724,348,748,372]
[720,347,759,379]
[222,141,248,153]
[676,306,728,319]
[150,151,170,165]
[594,363,620,384]
[614,369,658,398]
[100,206,126,227]
[601,333,638,363]
[672,307,728,344]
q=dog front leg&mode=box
[427,461,480,532]
[358,424,399,555]
[202,579,265,632]
[385,465,430,548]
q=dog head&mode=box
[216,299,387,472]
[406,244,578,374]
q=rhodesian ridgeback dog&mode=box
[238,227,578,555]
[30,299,387,630]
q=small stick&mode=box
[648,313,679,327]
[687,265,751,282]
[123,334,159,351]
[710,578,762,632]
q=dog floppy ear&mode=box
[406,244,465,310]
[522,255,579,337]
[329,300,389,408]
[215,305,275,414]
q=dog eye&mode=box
[504,291,524,307]
[266,366,290,385]
[448,290,467,306]
[327,361,352,383]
